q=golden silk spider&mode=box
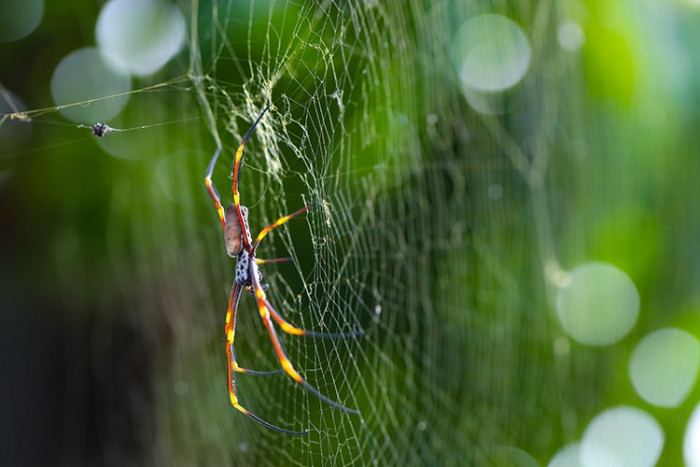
[204,105,362,435]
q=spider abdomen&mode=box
[225,205,250,257]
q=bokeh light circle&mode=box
[96,0,185,76]
[50,47,131,123]
[452,14,531,92]
[581,406,663,467]
[628,327,700,407]
[556,262,639,346]
[548,442,582,467]
[490,446,538,466]
[558,21,585,52]
[686,402,700,467]
[0,0,44,42]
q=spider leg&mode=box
[252,203,315,253]
[228,367,308,435]
[246,258,293,293]
[227,281,282,376]
[232,401,309,436]
[204,147,226,230]
[251,204,363,338]
[255,257,294,264]
[262,292,364,339]
[243,258,292,294]
[244,284,268,295]
[230,346,283,376]
[250,261,361,415]
[232,105,270,248]
[225,282,304,435]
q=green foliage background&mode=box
[2,0,700,465]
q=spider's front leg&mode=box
[249,205,365,339]
[204,147,226,230]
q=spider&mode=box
[204,105,362,435]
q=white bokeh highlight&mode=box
[556,262,639,346]
[581,406,663,467]
[557,21,585,52]
[628,327,700,407]
[686,402,700,467]
[548,442,582,467]
[96,0,185,76]
[50,47,131,123]
[0,0,43,42]
[452,14,531,93]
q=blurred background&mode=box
[2,0,700,465]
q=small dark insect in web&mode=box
[77,122,123,137]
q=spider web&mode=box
[173,2,489,463]
[2,0,697,466]
[0,0,588,464]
